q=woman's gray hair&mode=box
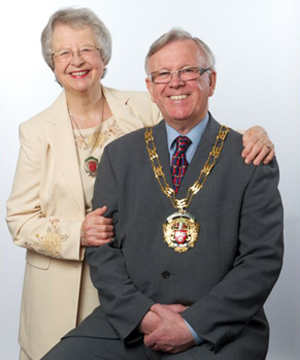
[145,28,215,74]
[41,7,112,78]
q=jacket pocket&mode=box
[26,250,51,270]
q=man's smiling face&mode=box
[146,39,216,133]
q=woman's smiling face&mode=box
[51,24,104,95]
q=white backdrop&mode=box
[1,1,299,359]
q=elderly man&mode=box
[42,29,283,360]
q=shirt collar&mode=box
[166,113,209,152]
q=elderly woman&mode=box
[6,7,274,360]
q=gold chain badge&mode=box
[145,125,229,253]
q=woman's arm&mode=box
[6,122,112,260]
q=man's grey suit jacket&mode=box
[67,116,283,359]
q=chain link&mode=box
[145,125,229,212]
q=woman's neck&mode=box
[66,85,104,129]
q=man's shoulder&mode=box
[208,115,244,154]
[226,127,244,152]
[220,122,280,180]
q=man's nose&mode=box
[168,71,184,87]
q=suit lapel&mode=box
[46,92,85,213]
[148,121,174,212]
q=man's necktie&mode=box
[171,136,191,194]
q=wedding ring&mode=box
[266,143,273,150]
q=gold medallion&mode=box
[163,212,200,253]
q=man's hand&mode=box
[143,304,195,354]
[139,304,188,335]
[81,206,114,247]
[242,126,275,165]
[139,309,161,335]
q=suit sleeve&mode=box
[87,147,155,343]
[182,159,284,352]
[6,122,83,260]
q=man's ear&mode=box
[208,71,217,97]
[145,77,156,103]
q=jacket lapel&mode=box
[149,121,175,212]
[46,92,85,213]
[102,87,146,134]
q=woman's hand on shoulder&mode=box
[241,126,275,165]
[81,206,114,247]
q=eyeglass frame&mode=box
[51,45,101,62]
[148,66,211,84]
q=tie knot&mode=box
[175,136,191,152]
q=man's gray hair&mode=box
[41,7,112,78]
[145,28,215,74]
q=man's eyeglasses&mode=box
[149,66,211,84]
[52,45,100,63]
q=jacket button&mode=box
[162,271,170,279]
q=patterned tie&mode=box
[171,136,191,194]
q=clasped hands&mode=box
[139,303,196,354]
